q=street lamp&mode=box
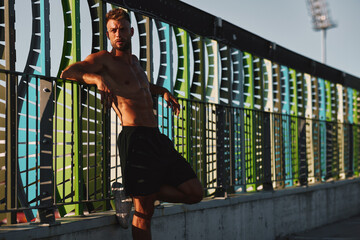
[307,0,336,64]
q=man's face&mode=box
[106,18,134,51]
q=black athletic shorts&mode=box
[118,126,197,196]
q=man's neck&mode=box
[111,49,133,64]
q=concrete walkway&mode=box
[289,214,360,240]
[0,179,359,240]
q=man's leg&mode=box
[157,178,203,204]
[131,179,202,240]
[132,194,156,240]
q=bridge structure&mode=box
[0,0,359,234]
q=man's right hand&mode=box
[97,76,116,109]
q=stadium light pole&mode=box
[307,0,336,64]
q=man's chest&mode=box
[106,62,150,93]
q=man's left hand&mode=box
[163,91,180,115]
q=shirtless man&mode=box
[61,8,203,240]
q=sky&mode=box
[180,0,360,77]
[14,0,360,78]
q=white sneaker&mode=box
[111,182,133,229]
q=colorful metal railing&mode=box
[1,68,360,224]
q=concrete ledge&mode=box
[0,211,119,240]
[150,178,360,240]
[1,178,359,240]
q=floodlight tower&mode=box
[307,0,336,64]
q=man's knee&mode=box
[178,178,204,204]
[187,191,203,204]
[184,185,203,204]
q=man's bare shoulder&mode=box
[131,54,140,63]
[84,50,111,63]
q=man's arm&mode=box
[61,51,104,87]
[60,51,114,108]
[149,83,180,115]
[149,83,169,95]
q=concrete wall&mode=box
[1,178,359,240]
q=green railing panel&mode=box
[288,68,299,185]
[81,86,109,213]
[243,52,254,109]
[325,80,333,121]
[336,84,346,179]
[353,90,359,176]
[82,0,109,214]
[343,88,351,176]
[173,27,190,99]
[54,0,81,216]
[173,27,190,162]
[242,52,257,191]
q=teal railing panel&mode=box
[318,78,327,180]
[155,21,173,138]
[17,0,50,221]
[280,66,292,187]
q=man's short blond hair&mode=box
[105,8,130,24]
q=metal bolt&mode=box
[43,87,51,93]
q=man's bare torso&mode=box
[97,50,157,127]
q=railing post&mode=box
[348,124,354,177]
[38,78,56,225]
[75,85,84,216]
[263,112,273,191]
[103,104,111,210]
[6,74,17,225]
[325,122,334,179]
[4,0,16,225]
[215,105,227,197]
[240,108,246,192]
[298,118,308,186]
[201,102,208,193]
[228,107,235,194]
